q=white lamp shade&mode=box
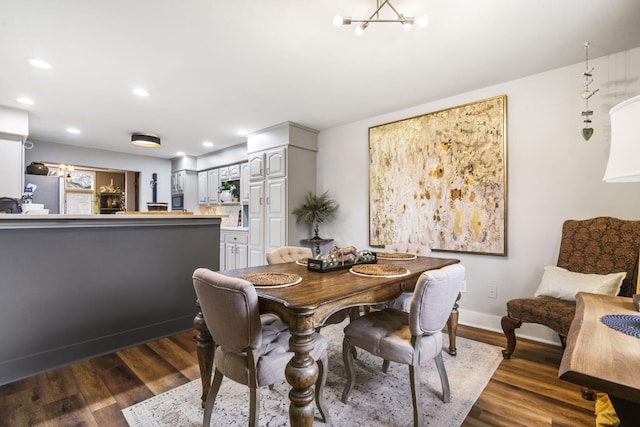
[603,95,640,182]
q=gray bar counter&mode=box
[0,214,222,385]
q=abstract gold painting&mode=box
[369,95,507,255]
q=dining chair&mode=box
[341,263,465,427]
[266,246,313,264]
[379,241,461,362]
[192,268,330,426]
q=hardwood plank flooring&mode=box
[0,326,596,426]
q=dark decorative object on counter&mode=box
[26,162,49,175]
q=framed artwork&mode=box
[65,171,95,191]
[369,95,507,256]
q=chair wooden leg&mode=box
[434,352,451,403]
[249,385,259,427]
[203,370,223,426]
[501,315,522,359]
[315,350,330,423]
[382,359,390,373]
[409,363,423,427]
[341,337,356,403]
[445,293,461,356]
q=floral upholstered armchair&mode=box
[502,217,640,360]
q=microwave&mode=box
[171,193,184,211]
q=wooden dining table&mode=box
[193,255,460,427]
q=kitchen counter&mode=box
[0,213,222,385]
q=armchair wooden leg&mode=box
[501,315,522,359]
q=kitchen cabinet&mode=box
[240,162,249,204]
[198,169,219,205]
[247,123,318,267]
[171,170,185,193]
[221,229,248,270]
[0,138,24,198]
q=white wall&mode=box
[25,140,172,209]
[317,46,640,344]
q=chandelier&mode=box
[333,0,428,35]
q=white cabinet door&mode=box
[248,153,264,181]
[240,162,249,204]
[175,171,185,192]
[207,169,219,204]
[198,171,208,204]
[220,239,225,270]
[265,177,287,253]
[225,242,237,270]
[0,139,23,198]
[248,181,265,266]
[219,166,229,182]
[235,243,248,269]
[265,147,286,178]
[228,163,241,180]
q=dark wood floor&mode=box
[0,325,595,427]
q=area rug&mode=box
[123,323,502,427]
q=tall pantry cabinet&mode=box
[247,122,318,267]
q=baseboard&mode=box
[0,314,195,386]
[458,308,562,347]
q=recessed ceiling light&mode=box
[16,97,34,105]
[66,127,81,134]
[27,58,52,69]
[203,141,213,148]
[132,88,150,97]
[176,151,185,156]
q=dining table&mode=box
[193,255,460,427]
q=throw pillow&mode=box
[534,265,626,302]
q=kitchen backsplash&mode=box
[199,204,245,227]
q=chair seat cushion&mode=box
[344,309,442,365]
[506,296,576,336]
[216,314,327,387]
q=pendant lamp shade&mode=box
[603,95,640,182]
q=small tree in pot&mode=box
[292,190,339,239]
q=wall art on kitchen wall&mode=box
[369,94,507,256]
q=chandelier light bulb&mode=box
[355,23,367,35]
[403,22,413,31]
[333,15,344,26]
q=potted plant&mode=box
[292,190,339,239]
[219,181,237,203]
[231,185,240,202]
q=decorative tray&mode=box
[349,263,410,278]
[375,252,417,260]
[307,252,377,273]
[239,272,302,288]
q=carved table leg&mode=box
[446,292,461,356]
[501,315,522,359]
[193,309,214,407]
[285,309,318,427]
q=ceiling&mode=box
[1,1,639,160]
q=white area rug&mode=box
[123,323,502,427]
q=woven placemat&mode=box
[601,314,640,338]
[350,263,409,277]
[376,252,417,260]
[239,272,302,288]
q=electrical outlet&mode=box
[488,285,497,299]
[460,280,467,293]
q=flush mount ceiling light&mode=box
[131,132,161,147]
[334,0,428,35]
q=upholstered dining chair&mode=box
[502,217,640,360]
[379,241,461,359]
[192,268,330,426]
[266,246,313,264]
[341,263,465,427]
